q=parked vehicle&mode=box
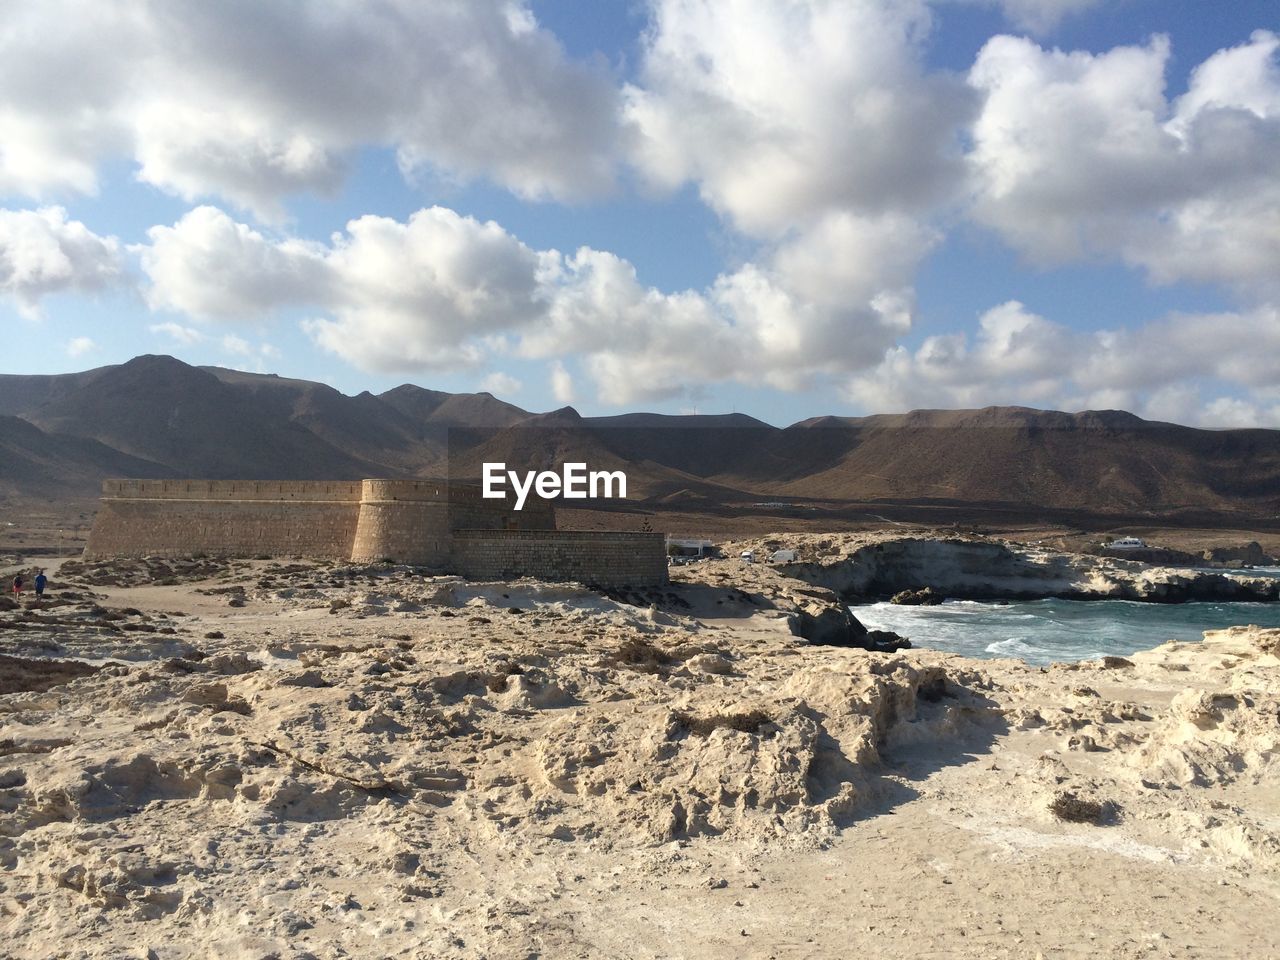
[769,549,796,563]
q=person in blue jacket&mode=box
[34,570,47,599]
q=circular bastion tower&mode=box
[349,480,453,567]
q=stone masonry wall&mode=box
[84,497,361,560]
[448,498,555,533]
[453,530,668,587]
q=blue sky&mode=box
[1,0,1277,428]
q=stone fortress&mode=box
[84,479,668,588]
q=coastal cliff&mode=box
[727,532,1280,603]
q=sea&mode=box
[854,570,1280,666]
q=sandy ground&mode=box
[0,557,1278,959]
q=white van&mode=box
[739,550,755,562]
[769,549,796,563]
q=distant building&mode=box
[666,537,716,557]
[1108,536,1147,550]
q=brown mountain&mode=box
[0,414,173,499]
[752,408,1280,515]
[2,356,1279,521]
[17,356,381,481]
[378,383,530,429]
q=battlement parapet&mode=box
[101,479,363,502]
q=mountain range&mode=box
[2,355,1279,523]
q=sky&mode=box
[0,0,1277,428]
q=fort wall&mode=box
[83,478,663,585]
[84,497,361,560]
[453,530,667,588]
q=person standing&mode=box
[11,573,23,599]
[34,570,47,600]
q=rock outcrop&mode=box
[1202,541,1276,567]
[728,532,1280,604]
[666,561,909,651]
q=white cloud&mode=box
[132,107,347,221]
[0,207,125,317]
[967,31,1280,297]
[520,210,935,403]
[138,203,932,404]
[846,301,1280,427]
[549,361,575,404]
[625,0,972,236]
[973,0,1104,35]
[149,321,206,345]
[0,1,619,218]
[219,332,279,369]
[142,205,544,371]
[220,334,253,357]
[140,206,328,320]
[141,204,545,371]
[480,371,522,396]
[65,336,97,357]
[304,207,547,371]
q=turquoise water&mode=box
[853,599,1280,665]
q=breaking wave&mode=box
[853,598,1280,665]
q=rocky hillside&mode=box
[0,414,175,499]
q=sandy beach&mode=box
[1,555,1277,958]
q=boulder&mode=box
[795,604,909,651]
[889,587,944,606]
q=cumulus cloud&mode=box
[137,203,932,403]
[968,31,1280,297]
[304,208,548,371]
[143,205,544,369]
[846,301,1280,427]
[0,0,619,217]
[520,210,936,402]
[625,0,972,237]
[141,207,327,320]
[0,207,126,317]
